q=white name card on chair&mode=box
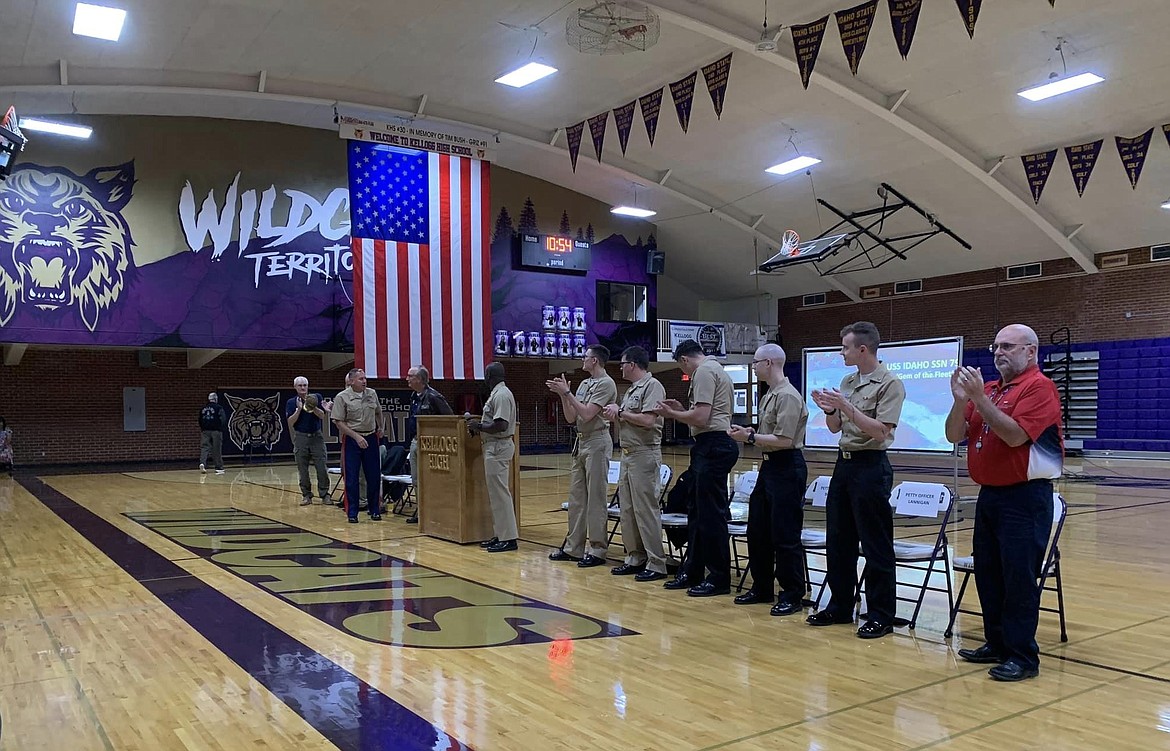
[607,460,621,484]
[894,481,946,518]
[806,476,831,507]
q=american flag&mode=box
[347,140,491,380]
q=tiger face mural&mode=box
[0,162,135,330]
[224,393,284,451]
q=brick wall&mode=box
[0,350,688,466]
[777,250,1170,352]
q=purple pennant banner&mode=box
[791,16,830,90]
[887,0,923,59]
[1021,149,1057,204]
[588,111,609,163]
[955,0,982,39]
[836,0,879,76]
[1163,123,1170,152]
[639,88,663,146]
[1064,139,1103,197]
[613,100,636,155]
[669,71,698,133]
[1115,128,1153,190]
[701,53,734,119]
[566,121,585,172]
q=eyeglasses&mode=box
[988,342,1032,353]
[619,361,633,367]
[751,359,770,365]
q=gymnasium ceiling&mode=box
[3,0,1169,304]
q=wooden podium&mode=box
[416,415,520,543]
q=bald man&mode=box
[729,343,809,616]
[946,324,1063,682]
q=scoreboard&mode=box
[516,233,591,273]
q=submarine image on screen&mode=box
[802,338,962,453]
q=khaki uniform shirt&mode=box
[482,382,517,441]
[619,374,666,450]
[689,358,733,436]
[332,386,381,435]
[574,374,617,435]
[759,380,807,449]
[837,363,905,451]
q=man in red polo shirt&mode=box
[945,323,1062,682]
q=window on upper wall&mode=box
[596,281,648,322]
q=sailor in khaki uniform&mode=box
[730,343,809,615]
[466,362,519,553]
[603,346,668,581]
[807,321,906,639]
[546,344,618,567]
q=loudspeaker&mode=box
[646,249,665,275]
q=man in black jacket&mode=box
[405,365,453,522]
[198,392,227,474]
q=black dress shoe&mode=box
[479,537,500,549]
[634,570,667,582]
[611,563,645,576]
[577,554,607,568]
[662,575,690,590]
[549,549,582,562]
[486,539,518,552]
[733,590,772,605]
[958,644,1006,664]
[806,609,853,626]
[856,620,894,639]
[989,660,1039,682]
[369,513,382,521]
[687,581,731,597]
[406,514,418,524]
[347,517,359,524]
[770,600,804,616]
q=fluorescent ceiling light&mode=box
[611,206,656,218]
[494,62,557,88]
[19,118,93,139]
[1017,72,1104,102]
[765,155,821,175]
[1161,201,1170,211]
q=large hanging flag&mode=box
[1064,139,1103,197]
[887,0,923,59]
[836,0,879,76]
[1115,128,1153,189]
[791,16,830,89]
[701,53,734,119]
[1021,149,1057,204]
[347,140,491,380]
[954,0,982,39]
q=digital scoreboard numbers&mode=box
[516,233,591,273]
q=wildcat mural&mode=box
[0,162,135,330]
[224,393,284,452]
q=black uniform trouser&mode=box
[973,480,1053,671]
[746,450,808,601]
[824,450,895,623]
[683,431,740,587]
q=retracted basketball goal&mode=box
[1,105,28,181]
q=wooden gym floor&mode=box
[1,449,1169,750]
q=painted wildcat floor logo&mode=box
[0,162,135,330]
[225,393,284,451]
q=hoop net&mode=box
[781,229,800,257]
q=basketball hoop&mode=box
[1,105,27,180]
[781,229,800,257]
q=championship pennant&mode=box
[1021,149,1057,205]
[670,71,698,133]
[836,0,879,76]
[613,100,636,155]
[639,88,663,147]
[954,0,982,39]
[566,121,585,172]
[588,111,609,162]
[1064,139,1103,197]
[791,15,830,90]
[701,53,733,119]
[1115,128,1153,189]
[887,0,923,60]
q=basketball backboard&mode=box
[758,233,848,273]
[1,105,28,180]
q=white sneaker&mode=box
[199,464,206,473]
[215,469,226,475]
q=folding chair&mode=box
[945,492,1068,642]
[727,470,758,591]
[382,474,415,516]
[607,463,673,547]
[328,467,344,506]
[801,476,832,603]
